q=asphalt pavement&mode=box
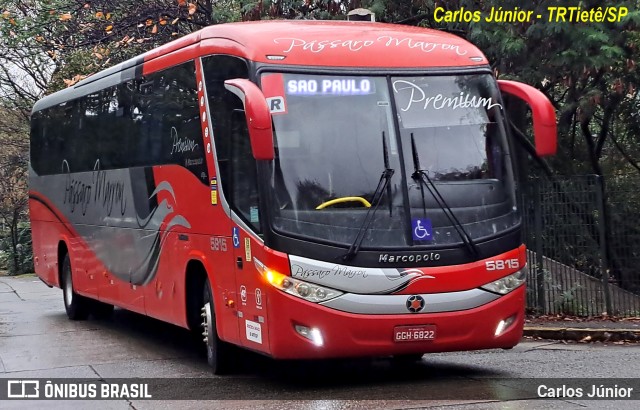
[2,273,640,409]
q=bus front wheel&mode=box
[201,279,234,374]
[61,254,90,320]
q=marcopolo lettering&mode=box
[378,253,441,263]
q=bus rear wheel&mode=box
[61,254,90,320]
[201,279,234,374]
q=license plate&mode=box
[394,325,437,342]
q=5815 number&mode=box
[485,259,519,271]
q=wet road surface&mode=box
[1,275,639,409]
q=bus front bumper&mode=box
[265,285,525,359]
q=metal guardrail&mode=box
[522,175,640,317]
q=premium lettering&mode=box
[393,80,502,112]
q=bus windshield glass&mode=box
[262,72,517,248]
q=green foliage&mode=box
[556,286,588,316]
[2,0,640,304]
[440,1,640,178]
[210,1,242,24]
[1,0,638,178]
[0,222,33,276]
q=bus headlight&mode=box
[480,265,528,295]
[254,258,343,303]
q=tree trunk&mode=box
[10,210,19,274]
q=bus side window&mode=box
[132,62,206,182]
[230,109,260,232]
[104,83,133,169]
[31,108,64,175]
[132,78,156,167]
[160,63,207,182]
[202,56,249,196]
[201,55,261,232]
[67,100,95,172]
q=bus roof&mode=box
[33,21,489,113]
[152,20,488,68]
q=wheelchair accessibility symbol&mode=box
[232,227,241,248]
[411,218,433,241]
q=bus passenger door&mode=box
[201,54,268,351]
[232,229,270,354]
[228,111,271,354]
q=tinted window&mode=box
[230,110,260,231]
[202,56,248,195]
[31,61,208,183]
[202,55,260,232]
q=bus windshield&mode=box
[262,72,517,248]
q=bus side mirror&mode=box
[498,80,557,157]
[224,79,275,160]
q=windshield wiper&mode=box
[342,132,394,262]
[410,133,480,259]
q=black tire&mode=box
[61,254,90,320]
[90,300,114,319]
[202,279,235,375]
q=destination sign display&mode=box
[286,78,375,96]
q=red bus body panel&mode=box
[267,286,525,359]
[29,20,533,360]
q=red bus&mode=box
[29,20,556,374]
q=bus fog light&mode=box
[310,328,324,346]
[495,315,516,336]
[295,325,324,347]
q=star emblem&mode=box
[406,295,425,313]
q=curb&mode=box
[523,326,640,342]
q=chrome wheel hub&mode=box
[64,273,73,306]
[201,302,213,344]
